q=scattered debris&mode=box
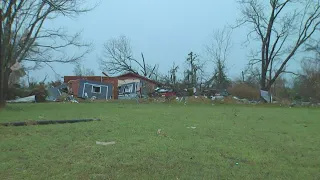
[260,90,272,103]
[232,96,259,104]
[90,96,97,101]
[7,95,36,103]
[66,95,79,103]
[157,129,167,137]
[1,118,100,126]
[211,95,224,101]
[118,93,139,100]
[177,97,187,105]
[96,141,116,146]
[187,127,196,129]
[46,84,68,102]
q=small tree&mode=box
[169,62,179,86]
[293,58,320,102]
[184,52,204,88]
[73,63,95,76]
[206,27,232,89]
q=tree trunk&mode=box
[260,68,271,103]
[0,69,11,108]
[0,8,4,108]
[0,73,5,108]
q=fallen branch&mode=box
[1,118,100,126]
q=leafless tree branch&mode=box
[99,35,159,78]
[0,0,95,106]
[236,0,320,93]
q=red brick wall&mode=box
[68,80,80,96]
[102,77,118,99]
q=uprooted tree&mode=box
[99,35,158,78]
[0,0,93,108]
[236,0,320,98]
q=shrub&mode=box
[7,86,30,100]
[29,84,48,102]
[228,83,260,100]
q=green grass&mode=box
[1,102,320,180]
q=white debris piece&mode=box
[187,127,196,129]
[96,141,116,146]
[7,95,36,103]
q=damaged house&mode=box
[116,72,160,98]
[64,76,118,100]
[118,82,142,99]
[46,84,68,101]
[69,79,113,99]
[48,73,161,100]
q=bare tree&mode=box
[148,65,162,81]
[99,35,158,78]
[73,63,95,76]
[205,27,232,89]
[0,0,94,107]
[184,52,204,87]
[236,0,320,97]
[169,62,179,86]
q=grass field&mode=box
[1,102,320,180]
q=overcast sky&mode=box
[28,0,301,82]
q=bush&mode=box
[228,83,260,100]
[187,88,194,96]
[7,86,30,100]
[29,84,47,102]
